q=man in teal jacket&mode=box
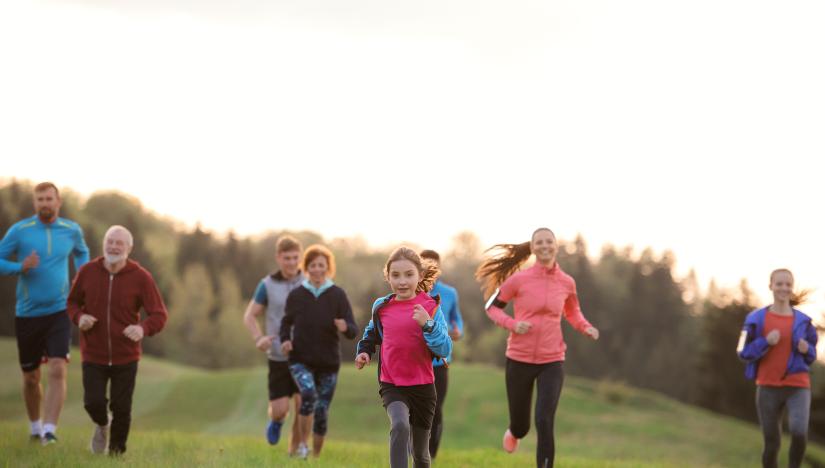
[0,182,89,445]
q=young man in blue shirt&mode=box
[0,182,90,444]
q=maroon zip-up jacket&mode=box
[67,257,168,365]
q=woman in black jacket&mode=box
[280,244,358,459]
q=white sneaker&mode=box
[296,442,309,459]
[90,423,110,454]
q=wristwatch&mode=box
[422,319,435,333]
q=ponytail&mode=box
[475,241,532,298]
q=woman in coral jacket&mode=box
[737,269,817,468]
[476,227,598,468]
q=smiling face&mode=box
[769,270,794,303]
[103,226,133,265]
[307,254,329,284]
[276,249,301,279]
[530,228,557,266]
[387,259,421,300]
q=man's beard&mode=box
[104,253,127,265]
[38,208,54,220]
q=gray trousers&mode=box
[756,386,810,468]
[387,401,430,468]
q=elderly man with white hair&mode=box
[67,225,168,456]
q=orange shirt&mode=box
[756,311,810,388]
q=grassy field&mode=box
[1,338,821,467]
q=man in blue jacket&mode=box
[0,182,90,445]
[420,249,464,459]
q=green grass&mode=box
[0,338,822,467]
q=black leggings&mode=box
[429,365,448,458]
[506,358,564,468]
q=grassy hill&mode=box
[1,338,821,467]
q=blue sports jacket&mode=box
[0,216,89,317]
[737,306,818,380]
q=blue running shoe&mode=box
[266,420,282,445]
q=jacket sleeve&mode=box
[485,275,518,331]
[737,322,769,362]
[424,306,452,358]
[803,321,818,365]
[66,267,86,325]
[280,291,298,343]
[139,271,168,336]
[72,225,90,271]
[0,226,22,275]
[356,298,383,357]
[563,283,593,334]
[449,289,464,336]
[337,289,359,340]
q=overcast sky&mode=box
[2,0,823,312]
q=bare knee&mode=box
[270,397,290,421]
[47,360,67,381]
[22,369,41,389]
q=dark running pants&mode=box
[756,385,810,468]
[82,361,138,454]
[506,358,564,468]
[429,365,448,458]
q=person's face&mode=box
[33,188,61,222]
[387,259,421,300]
[276,249,301,278]
[103,229,132,264]
[307,255,329,283]
[769,271,794,303]
[531,229,557,265]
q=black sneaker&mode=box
[30,434,42,443]
[41,432,58,446]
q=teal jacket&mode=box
[0,216,89,317]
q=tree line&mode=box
[2,179,824,439]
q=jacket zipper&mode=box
[107,273,114,366]
[535,273,549,362]
[46,226,52,256]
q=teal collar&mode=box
[303,279,334,298]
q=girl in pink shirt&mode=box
[477,228,599,468]
[355,247,452,468]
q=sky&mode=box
[1,0,823,313]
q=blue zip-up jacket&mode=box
[0,216,90,317]
[737,306,818,381]
[356,293,452,380]
[429,280,463,367]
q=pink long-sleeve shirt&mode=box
[486,262,592,364]
[379,293,439,386]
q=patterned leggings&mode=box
[288,362,338,436]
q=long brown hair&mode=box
[385,247,440,294]
[475,228,555,298]
[770,268,811,306]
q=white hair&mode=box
[104,225,134,248]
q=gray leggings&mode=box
[756,386,810,468]
[387,401,430,468]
